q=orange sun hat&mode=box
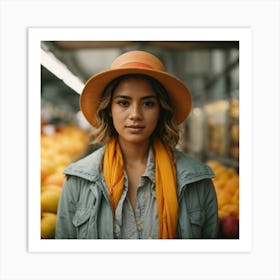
[80,50,192,127]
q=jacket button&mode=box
[114,223,120,233]
[136,220,142,231]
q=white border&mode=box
[28,27,252,253]
[1,1,279,279]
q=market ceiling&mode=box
[42,41,238,83]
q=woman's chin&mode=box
[118,135,151,146]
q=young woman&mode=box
[55,50,218,239]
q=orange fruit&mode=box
[231,189,239,205]
[43,172,65,187]
[41,158,56,182]
[221,204,239,219]
[41,187,62,213]
[41,212,57,239]
[41,183,62,192]
[217,191,232,209]
[224,176,239,195]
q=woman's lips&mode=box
[125,125,145,133]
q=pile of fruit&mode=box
[207,160,239,238]
[40,125,89,239]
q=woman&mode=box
[55,50,218,239]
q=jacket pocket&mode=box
[188,208,205,238]
[72,208,93,238]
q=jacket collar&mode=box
[63,146,215,195]
[63,146,106,182]
[174,150,215,186]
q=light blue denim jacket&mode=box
[55,146,218,239]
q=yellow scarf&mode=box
[103,138,178,239]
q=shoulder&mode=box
[63,146,105,181]
[175,150,215,185]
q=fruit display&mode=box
[207,160,239,238]
[205,100,228,156]
[40,124,89,238]
[203,99,239,162]
[229,99,239,160]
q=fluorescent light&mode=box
[41,48,85,94]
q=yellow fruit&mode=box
[41,183,62,193]
[213,179,225,192]
[213,166,227,177]
[206,160,220,170]
[41,158,56,183]
[218,208,228,218]
[216,172,229,185]
[230,124,239,141]
[43,172,65,186]
[224,176,239,195]
[41,187,62,213]
[53,153,72,167]
[217,191,232,209]
[227,168,238,178]
[221,204,239,219]
[41,212,57,239]
[231,189,239,205]
[205,160,239,219]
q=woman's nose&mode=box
[129,104,142,120]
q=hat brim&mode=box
[80,67,192,127]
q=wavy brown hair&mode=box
[90,74,180,154]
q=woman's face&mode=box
[111,77,160,146]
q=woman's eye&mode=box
[117,100,129,107]
[143,101,156,107]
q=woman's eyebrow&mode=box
[113,95,157,100]
[113,95,131,99]
[141,96,157,100]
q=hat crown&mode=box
[81,50,192,127]
[110,50,165,71]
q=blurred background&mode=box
[40,41,240,239]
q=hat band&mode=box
[118,61,155,70]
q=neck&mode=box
[118,138,150,166]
